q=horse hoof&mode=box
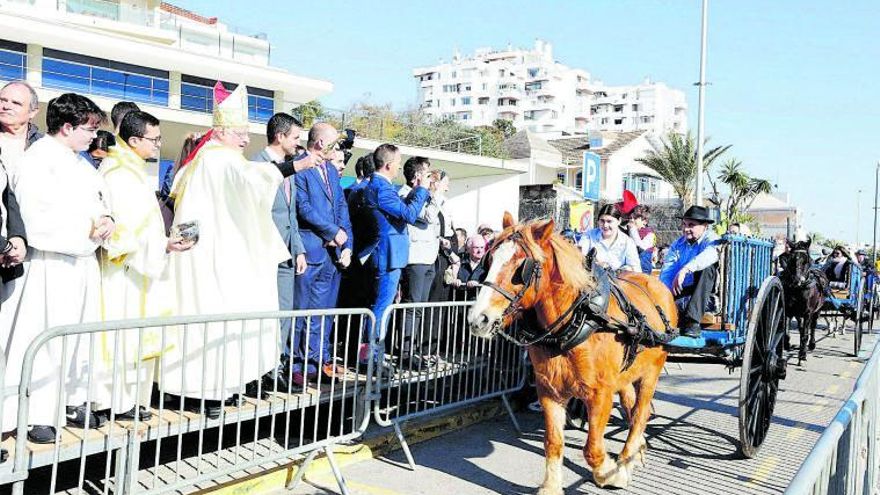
[808,341,816,351]
[593,457,631,489]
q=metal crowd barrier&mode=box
[0,309,374,495]
[372,301,526,469]
[785,338,880,494]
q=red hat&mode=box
[617,190,639,215]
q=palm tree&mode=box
[636,132,731,208]
[716,158,772,226]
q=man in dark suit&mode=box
[294,123,353,382]
[339,154,376,309]
[359,144,431,365]
[253,113,320,388]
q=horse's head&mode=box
[467,212,591,339]
[781,238,813,288]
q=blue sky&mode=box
[181,0,878,243]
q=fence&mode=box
[784,338,880,494]
[1,309,374,495]
[0,301,527,493]
[371,302,526,468]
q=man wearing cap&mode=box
[659,206,721,338]
[163,83,297,417]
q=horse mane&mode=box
[498,219,595,293]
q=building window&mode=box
[622,174,660,201]
[464,84,471,92]
[451,71,457,78]
[640,115,652,123]
[613,104,623,113]
[614,118,624,125]
[42,48,169,106]
[551,110,558,119]
[621,93,627,99]
[0,41,27,82]
[478,97,490,105]
[527,67,540,78]
[575,171,583,189]
[482,83,488,90]
[460,96,471,105]
[450,98,456,106]
[600,117,609,125]
[525,81,542,91]
[460,112,470,120]
[632,104,639,111]
[180,76,274,123]
[422,100,433,108]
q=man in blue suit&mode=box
[359,144,432,366]
[253,113,320,389]
[294,122,353,383]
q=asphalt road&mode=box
[295,329,876,495]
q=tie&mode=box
[283,177,291,204]
[319,163,333,199]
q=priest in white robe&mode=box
[161,83,295,414]
[2,93,114,443]
[95,110,193,420]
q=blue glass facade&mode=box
[181,81,274,123]
[42,56,169,106]
[0,48,26,82]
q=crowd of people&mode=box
[0,80,504,445]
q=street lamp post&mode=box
[871,161,879,333]
[694,0,709,206]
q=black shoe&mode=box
[680,324,702,339]
[244,379,270,400]
[183,398,222,420]
[117,406,152,422]
[66,405,108,429]
[27,425,57,444]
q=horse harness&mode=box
[481,232,675,369]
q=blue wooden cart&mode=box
[821,261,865,356]
[663,235,786,458]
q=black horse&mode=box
[778,239,829,364]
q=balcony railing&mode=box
[66,0,155,27]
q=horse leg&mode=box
[618,383,636,426]
[619,356,664,475]
[585,388,628,488]
[797,315,808,364]
[537,395,567,495]
[808,312,817,351]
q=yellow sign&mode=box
[569,201,594,232]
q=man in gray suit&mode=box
[253,113,319,389]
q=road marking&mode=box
[748,455,780,484]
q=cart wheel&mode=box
[854,278,865,357]
[739,276,787,458]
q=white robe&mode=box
[1,136,108,430]
[161,141,289,400]
[95,141,171,413]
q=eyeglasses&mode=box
[139,136,162,145]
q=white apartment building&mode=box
[0,0,332,173]
[413,41,688,138]
[589,79,688,135]
[413,40,592,135]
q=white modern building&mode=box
[413,40,688,139]
[0,0,333,170]
[413,40,592,135]
[589,79,688,135]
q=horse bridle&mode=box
[479,231,542,323]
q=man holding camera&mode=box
[357,144,432,368]
[292,122,353,384]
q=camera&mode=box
[338,129,356,165]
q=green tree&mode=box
[636,132,731,208]
[291,100,328,128]
[708,159,773,232]
[492,118,516,138]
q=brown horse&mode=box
[467,213,677,493]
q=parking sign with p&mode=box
[582,151,600,201]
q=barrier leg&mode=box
[501,394,522,435]
[113,440,131,495]
[287,449,318,491]
[324,446,350,495]
[393,422,416,470]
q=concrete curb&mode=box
[199,400,506,494]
